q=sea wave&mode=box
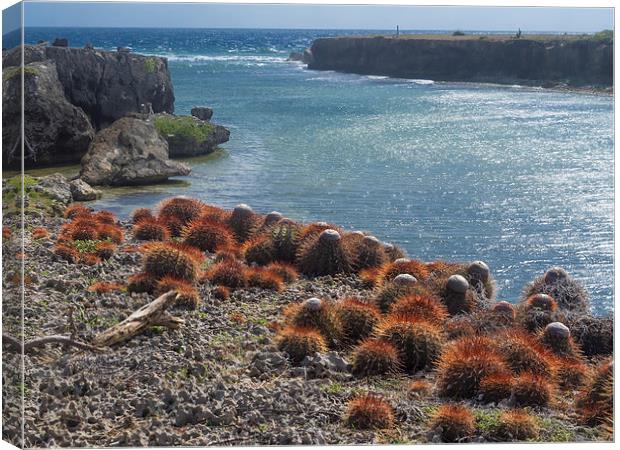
[144,53,289,64]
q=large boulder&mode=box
[153,114,230,157]
[2,60,95,167]
[80,117,190,186]
[3,44,175,129]
[191,106,213,121]
[69,179,102,201]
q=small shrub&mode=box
[276,326,327,364]
[428,404,475,443]
[344,393,395,430]
[154,116,215,145]
[452,30,466,36]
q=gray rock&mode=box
[288,51,304,62]
[52,38,68,47]
[80,117,190,186]
[33,173,73,204]
[69,179,102,201]
[299,351,351,379]
[155,113,230,157]
[190,106,213,121]
[2,60,95,167]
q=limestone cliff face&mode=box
[3,43,175,129]
[308,36,613,87]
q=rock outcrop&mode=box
[80,117,190,186]
[69,179,102,201]
[2,43,176,168]
[191,106,213,121]
[307,36,613,87]
[2,60,95,166]
[154,114,230,157]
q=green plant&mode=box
[428,404,475,443]
[452,30,466,36]
[276,326,327,364]
[73,239,103,254]
[154,116,215,145]
[350,339,401,377]
[297,229,354,277]
[3,65,38,81]
[335,298,381,345]
[144,57,158,73]
[436,335,509,399]
[592,29,613,41]
[344,393,395,430]
[376,315,444,372]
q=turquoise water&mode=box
[22,28,614,313]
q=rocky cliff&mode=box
[308,36,613,87]
[2,43,175,167]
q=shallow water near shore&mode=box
[22,28,614,314]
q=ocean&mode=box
[19,28,614,313]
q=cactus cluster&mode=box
[343,393,395,430]
[428,404,475,443]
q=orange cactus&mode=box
[212,285,231,300]
[350,339,401,377]
[389,293,449,325]
[97,223,124,244]
[93,211,117,225]
[127,272,157,294]
[31,227,49,240]
[131,207,153,224]
[245,267,285,291]
[141,241,201,282]
[335,297,381,345]
[54,244,78,263]
[182,218,235,253]
[203,259,247,289]
[428,404,475,443]
[436,335,509,399]
[276,325,327,363]
[96,241,117,260]
[63,204,92,219]
[133,218,170,241]
[344,393,395,430]
[88,282,124,294]
[511,372,554,407]
[478,372,514,403]
[494,329,559,378]
[157,197,205,225]
[264,262,299,283]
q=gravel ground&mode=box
[1,211,609,447]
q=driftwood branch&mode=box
[2,333,105,353]
[93,291,183,347]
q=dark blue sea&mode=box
[16,28,615,313]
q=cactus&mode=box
[376,314,444,372]
[373,273,427,313]
[352,235,388,270]
[564,313,613,357]
[245,267,284,291]
[131,207,153,224]
[297,229,354,277]
[155,277,200,309]
[182,218,235,252]
[64,204,92,219]
[93,211,117,225]
[276,326,327,364]
[428,404,475,443]
[228,203,260,243]
[268,218,302,263]
[478,373,513,403]
[79,253,101,266]
[436,335,509,399]
[97,223,124,244]
[343,393,395,430]
[556,357,590,390]
[69,220,99,241]
[203,259,247,289]
[350,339,401,377]
[53,244,78,263]
[389,293,449,325]
[335,298,381,345]
[88,282,124,294]
[127,272,157,294]
[379,259,430,284]
[576,358,613,426]
[521,267,589,312]
[133,218,170,241]
[212,285,231,301]
[241,235,276,265]
[539,322,581,357]
[264,262,299,283]
[523,293,557,312]
[157,196,205,225]
[494,329,558,378]
[493,410,540,442]
[437,274,476,316]
[465,260,496,302]
[382,242,408,262]
[444,315,477,340]
[511,372,554,407]
[95,241,116,260]
[141,242,201,282]
[492,301,516,320]
[283,297,342,346]
[158,214,185,238]
[32,227,50,240]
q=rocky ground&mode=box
[1,206,610,448]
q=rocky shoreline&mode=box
[298,34,613,91]
[2,40,230,184]
[1,190,613,447]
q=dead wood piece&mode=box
[93,291,183,347]
[2,333,105,353]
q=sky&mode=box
[2,2,615,34]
